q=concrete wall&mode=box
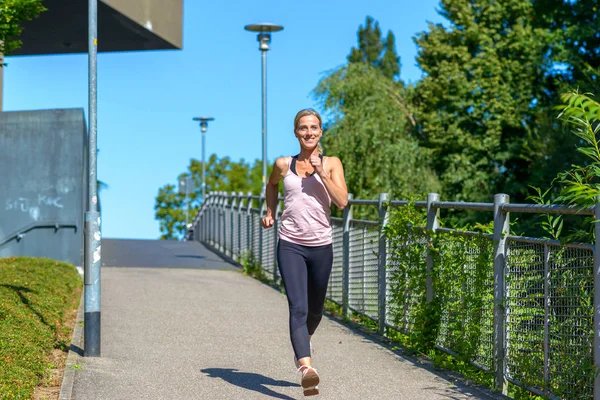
[0,109,87,266]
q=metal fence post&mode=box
[205,192,210,243]
[246,192,252,259]
[543,243,550,389]
[221,192,228,252]
[259,194,266,268]
[199,206,203,241]
[217,191,225,252]
[594,197,600,400]
[230,191,236,258]
[378,193,390,336]
[203,193,210,243]
[210,192,216,244]
[237,191,244,260]
[212,191,217,246]
[343,193,354,319]
[273,196,281,284]
[426,193,440,302]
[203,196,209,242]
[493,193,509,393]
[216,192,223,250]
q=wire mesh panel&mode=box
[327,219,344,304]
[348,221,380,320]
[206,206,213,243]
[231,209,239,259]
[262,224,275,276]
[506,241,594,399]
[505,241,550,393]
[224,208,231,254]
[218,208,224,247]
[546,246,594,399]
[206,208,212,244]
[273,208,284,286]
[251,210,261,260]
[385,229,427,335]
[434,232,495,371]
[212,207,218,247]
[216,209,223,250]
[215,208,221,248]
[240,209,247,256]
[210,209,215,246]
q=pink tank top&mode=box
[278,156,332,246]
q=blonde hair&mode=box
[294,108,324,155]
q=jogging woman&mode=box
[261,108,348,396]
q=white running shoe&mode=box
[298,365,319,396]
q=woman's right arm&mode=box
[262,157,287,228]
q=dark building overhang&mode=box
[11,0,183,56]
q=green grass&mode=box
[0,257,82,400]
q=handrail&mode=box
[196,192,595,217]
[0,221,78,248]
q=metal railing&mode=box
[0,221,79,248]
[191,191,600,400]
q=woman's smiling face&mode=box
[295,115,322,150]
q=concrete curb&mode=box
[59,291,85,400]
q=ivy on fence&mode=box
[383,200,595,399]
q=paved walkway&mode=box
[65,239,503,399]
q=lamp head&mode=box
[193,117,214,133]
[258,33,271,51]
[244,23,283,51]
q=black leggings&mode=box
[277,239,333,360]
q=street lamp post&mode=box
[244,22,283,196]
[84,0,101,357]
[193,117,214,202]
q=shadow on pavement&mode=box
[201,368,299,399]
[175,255,206,259]
[70,343,84,357]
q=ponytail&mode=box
[317,142,324,155]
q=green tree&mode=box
[154,154,271,240]
[315,62,440,205]
[0,0,45,62]
[348,16,400,80]
[314,17,439,212]
[413,0,553,204]
[534,0,600,95]
[154,184,185,240]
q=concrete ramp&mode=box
[101,238,237,270]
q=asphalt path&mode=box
[69,239,503,399]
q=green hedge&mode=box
[0,257,81,399]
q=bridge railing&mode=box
[191,191,600,400]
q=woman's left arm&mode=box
[314,156,348,209]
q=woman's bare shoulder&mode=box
[274,156,291,175]
[324,156,343,168]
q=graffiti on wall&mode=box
[5,193,66,221]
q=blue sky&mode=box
[4,0,444,239]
